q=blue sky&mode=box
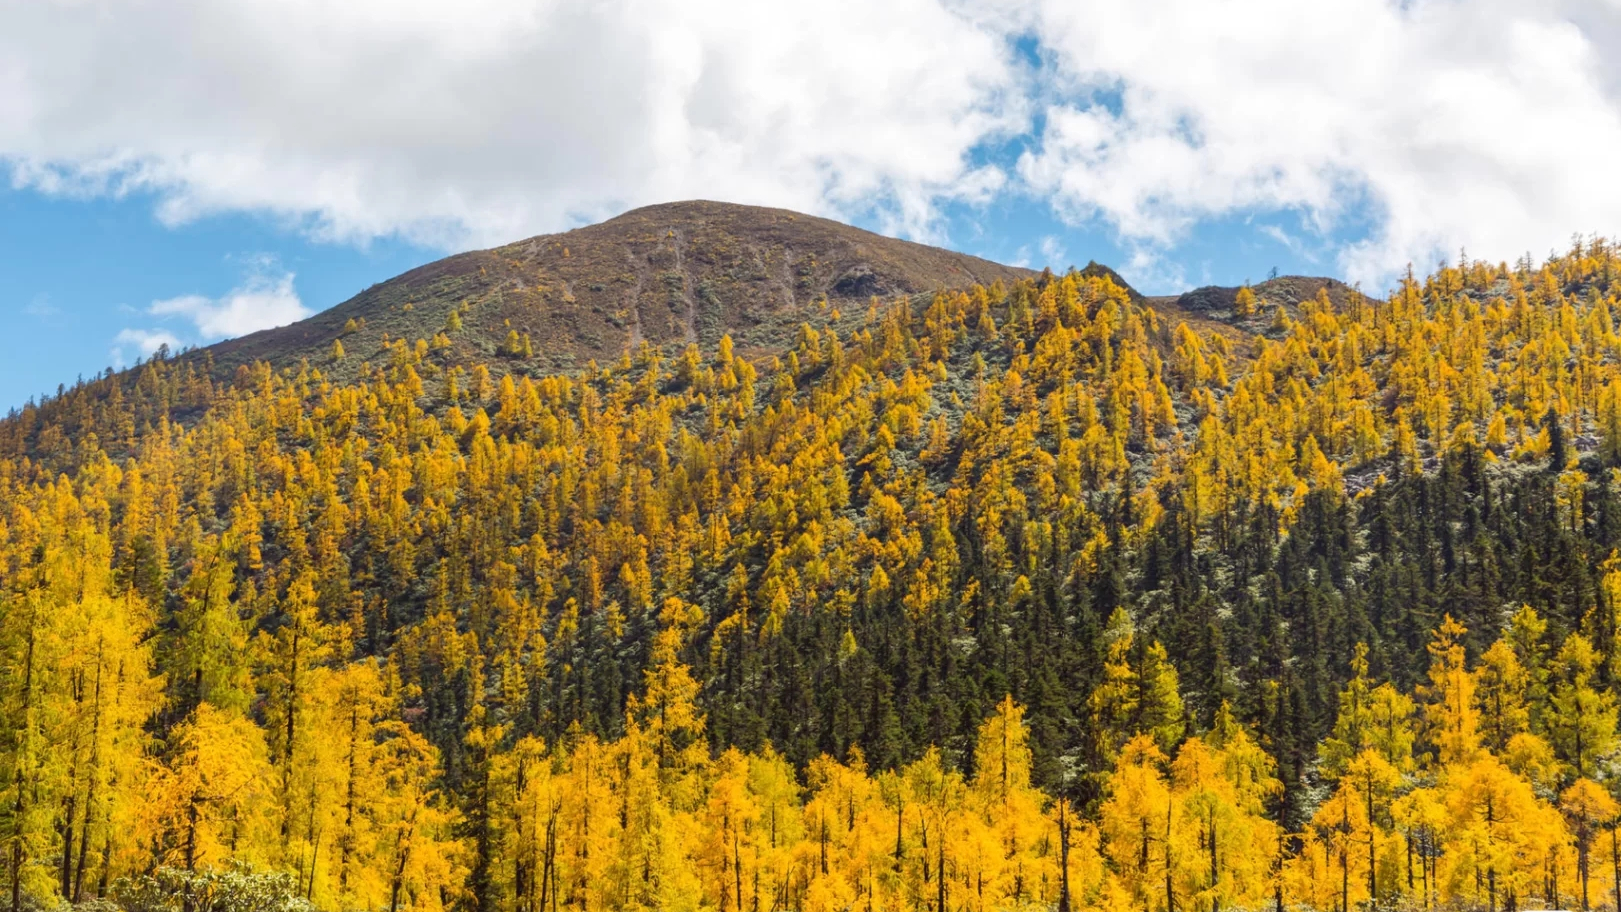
[3,0,1619,411]
[0,188,435,409]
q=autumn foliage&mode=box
[8,240,1621,910]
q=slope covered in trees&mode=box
[7,221,1621,911]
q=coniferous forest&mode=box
[10,228,1621,912]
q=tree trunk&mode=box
[1341,799,1350,912]
[10,841,20,912]
[1275,829,1285,912]
[73,767,98,902]
[894,801,904,871]
[388,806,418,912]
[182,797,200,912]
[1405,830,1413,897]
[514,758,530,912]
[281,626,300,846]
[12,614,39,912]
[1057,800,1072,912]
[60,792,76,900]
[1366,781,1377,908]
[340,701,359,896]
[1579,822,1590,912]
[1610,824,1620,912]
[733,832,743,912]
[537,815,551,912]
[95,834,111,899]
[184,798,199,872]
[1167,797,1177,912]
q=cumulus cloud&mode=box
[149,271,308,340]
[113,266,310,365]
[110,328,182,368]
[1037,236,1067,269]
[3,0,1621,287]
[0,0,1020,247]
[1011,0,1621,283]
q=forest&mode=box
[6,238,1621,911]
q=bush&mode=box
[114,865,313,912]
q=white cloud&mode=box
[1011,0,1621,285]
[111,328,182,368]
[114,266,310,365]
[149,271,309,340]
[3,0,1621,288]
[23,295,58,321]
[0,0,1021,248]
[1122,246,1187,296]
[1037,235,1067,269]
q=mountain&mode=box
[201,199,1360,385]
[1154,274,1360,315]
[203,200,1038,378]
[1143,273,1360,352]
[5,206,1621,912]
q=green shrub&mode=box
[114,865,313,912]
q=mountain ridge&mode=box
[202,200,1040,380]
[195,200,1355,383]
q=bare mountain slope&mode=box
[203,201,1040,378]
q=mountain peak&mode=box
[204,200,1038,379]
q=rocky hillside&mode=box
[1145,273,1360,351]
[203,200,1039,379]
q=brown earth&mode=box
[202,200,1041,380]
[198,199,1362,381]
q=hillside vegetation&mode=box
[5,214,1621,911]
[201,201,1035,382]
